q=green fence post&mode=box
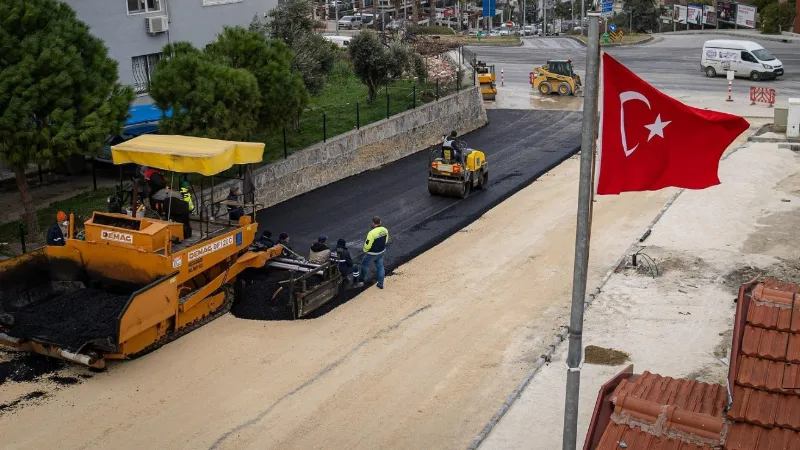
[413,85,416,109]
[436,80,440,100]
[283,127,287,158]
[356,102,360,129]
[386,85,390,119]
[323,113,327,142]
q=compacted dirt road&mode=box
[0,110,680,449]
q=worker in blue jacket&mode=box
[46,211,68,246]
[354,216,389,289]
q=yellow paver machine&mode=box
[0,135,342,369]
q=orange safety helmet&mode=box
[56,211,67,222]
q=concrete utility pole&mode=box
[335,0,340,35]
[581,0,585,35]
[561,2,600,450]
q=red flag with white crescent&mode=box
[597,53,749,195]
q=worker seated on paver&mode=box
[179,180,195,213]
[278,232,301,259]
[151,187,193,239]
[226,186,244,221]
[257,230,275,248]
[308,235,331,264]
[442,130,464,164]
[46,211,68,246]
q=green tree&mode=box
[622,0,659,32]
[349,31,393,102]
[149,43,261,141]
[554,0,573,19]
[760,0,796,34]
[205,26,308,131]
[254,0,337,95]
[0,0,134,237]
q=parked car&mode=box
[338,15,362,30]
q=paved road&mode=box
[471,34,800,98]
[257,109,582,275]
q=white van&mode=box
[337,15,362,30]
[324,35,351,48]
[701,39,784,81]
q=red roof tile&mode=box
[725,422,800,450]
[726,281,800,449]
[596,423,714,450]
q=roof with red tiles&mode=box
[725,280,800,449]
[584,280,800,450]
[584,369,728,450]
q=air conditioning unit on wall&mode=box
[146,16,169,34]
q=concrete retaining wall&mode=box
[204,86,487,210]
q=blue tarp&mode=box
[125,104,171,127]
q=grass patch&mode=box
[0,187,115,253]
[447,34,521,46]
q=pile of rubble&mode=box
[425,57,457,84]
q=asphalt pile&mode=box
[231,270,295,321]
[0,353,66,384]
[8,288,130,352]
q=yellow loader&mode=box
[530,59,582,96]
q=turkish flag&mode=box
[597,53,749,195]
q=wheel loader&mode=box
[530,59,582,96]
[0,135,343,369]
[428,137,488,198]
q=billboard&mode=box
[660,6,673,23]
[687,5,702,25]
[717,1,736,24]
[736,4,756,28]
[482,0,496,17]
[703,5,717,26]
[673,5,687,24]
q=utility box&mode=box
[774,107,788,133]
[788,98,800,139]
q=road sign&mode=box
[609,24,617,31]
[601,1,613,17]
[505,21,513,27]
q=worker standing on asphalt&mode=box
[354,216,389,289]
[46,211,68,246]
[335,238,356,285]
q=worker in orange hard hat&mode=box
[46,211,68,246]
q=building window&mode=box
[127,0,162,14]
[202,0,244,6]
[132,53,162,94]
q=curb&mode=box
[662,30,800,44]
[465,138,756,450]
[564,35,654,47]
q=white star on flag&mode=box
[644,114,671,142]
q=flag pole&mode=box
[562,3,601,450]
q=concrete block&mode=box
[774,107,788,132]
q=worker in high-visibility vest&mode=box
[180,180,194,213]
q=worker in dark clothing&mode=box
[335,238,356,285]
[46,211,68,246]
[308,235,331,264]
[257,230,275,247]
[442,130,464,163]
[278,232,297,258]
[227,186,244,221]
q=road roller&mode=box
[427,137,488,198]
[0,135,343,369]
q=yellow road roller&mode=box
[428,137,488,198]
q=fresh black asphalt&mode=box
[256,109,583,276]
